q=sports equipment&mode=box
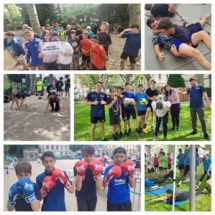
[7,183,23,206]
[157,94,164,101]
[121,161,135,179]
[123,98,130,105]
[75,161,88,181]
[88,160,103,181]
[143,127,151,134]
[17,178,37,203]
[104,166,122,183]
[129,98,135,105]
[140,98,147,105]
[52,169,71,188]
[41,176,56,198]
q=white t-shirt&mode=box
[151,101,171,117]
[58,42,74,65]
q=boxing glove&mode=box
[52,169,71,188]
[41,176,56,198]
[121,161,135,179]
[104,166,122,183]
[75,161,88,181]
[7,183,23,206]
[16,178,37,203]
[88,160,103,181]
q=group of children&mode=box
[4,19,141,71]
[7,146,136,211]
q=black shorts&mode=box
[159,166,163,170]
[154,165,158,168]
[77,197,97,211]
[138,110,146,116]
[178,164,185,170]
[184,165,190,172]
[146,103,153,112]
[120,52,137,64]
[168,164,171,169]
[107,200,132,211]
[126,109,136,120]
[82,55,91,63]
[122,109,128,121]
[110,116,120,125]
[91,116,105,123]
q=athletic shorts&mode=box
[122,109,128,121]
[178,164,185,170]
[91,116,105,124]
[138,110,146,116]
[154,165,158,168]
[120,52,137,64]
[110,116,120,125]
[159,166,163,170]
[107,199,132,211]
[126,109,136,120]
[30,58,43,67]
[184,165,190,172]
[82,55,91,63]
[57,88,63,92]
[37,91,42,93]
[168,164,171,169]
[17,54,25,61]
[146,103,153,112]
[65,86,70,92]
[72,53,79,61]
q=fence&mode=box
[130,177,141,211]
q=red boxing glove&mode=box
[105,166,122,183]
[41,176,56,198]
[52,169,71,188]
[121,161,135,179]
[75,161,88,181]
[88,160,103,181]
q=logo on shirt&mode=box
[115,178,126,185]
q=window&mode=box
[46,145,49,150]
[159,74,161,79]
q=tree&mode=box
[127,4,141,28]
[25,4,40,34]
[4,4,22,31]
[167,74,185,88]
[30,74,37,95]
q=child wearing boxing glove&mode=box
[103,147,135,211]
[74,145,103,211]
[36,151,74,211]
[7,161,41,211]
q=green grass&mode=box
[74,104,211,141]
[145,165,211,211]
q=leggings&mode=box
[171,103,180,128]
[155,112,168,137]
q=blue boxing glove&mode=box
[7,183,23,206]
[16,178,37,203]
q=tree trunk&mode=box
[127,4,141,29]
[26,4,40,34]
[5,4,17,31]
[30,74,36,95]
[49,74,54,84]
[145,74,151,87]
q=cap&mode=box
[189,77,196,82]
[87,26,91,29]
[103,18,107,21]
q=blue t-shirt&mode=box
[196,153,199,167]
[103,165,130,204]
[122,32,141,57]
[185,150,190,165]
[202,157,212,172]
[187,85,205,108]
[122,91,135,110]
[4,37,25,56]
[177,153,185,165]
[74,167,97,200]
[86,91,107,117]
[36,169,72,211]
[135,92,148,111]
[145,178,155,188]
[65,78,70,88]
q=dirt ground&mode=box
[4,95,70,141]
[4,32,141,70]
[3,159,141,211]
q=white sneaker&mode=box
[151,125,154,131]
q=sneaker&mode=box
[195,185,199,191]
[135,130,140,136]
[190,131,197,135]
[125,132,130,137]
[204,133,210,141]
[143,123,147,128]
[202,188,208,194]
[151,125,154,131]
[102,138,108,141]
[152,136,157,141]
[181,16,189,21]
[177,182,182,187]
[51,109,54,112]
[183,177,190,182]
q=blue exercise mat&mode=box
[146,185,173,196]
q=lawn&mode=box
[145,164,211,211]
[74,104,211,141]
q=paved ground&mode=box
[4,159,141,211]
[145,4,211,70]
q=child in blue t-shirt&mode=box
[196,153,211,192]
[103,147,134,211]
[135,84,148,134]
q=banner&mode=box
[41,41,61,55]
